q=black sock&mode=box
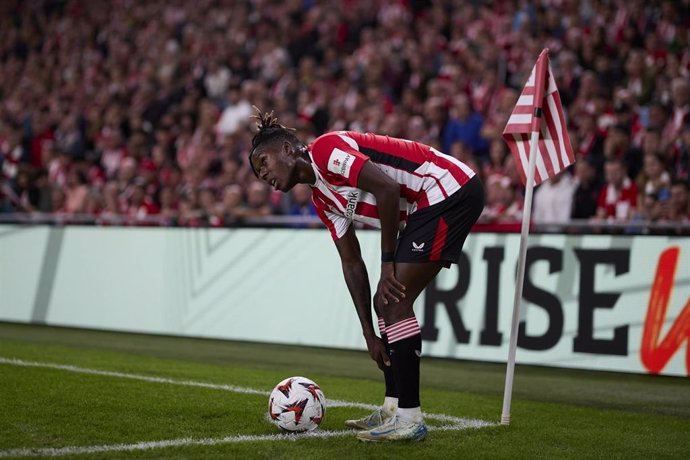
[382,334,398,399]
[378,317,398,399]
[386,318,422,408]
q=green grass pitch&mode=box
[1,322,689,459]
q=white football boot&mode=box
[344,408,395,430]
[356,415,428,442]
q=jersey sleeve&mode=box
[310,132,369,187]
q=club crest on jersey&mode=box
[412,242,425,252]
[327,148,354,177]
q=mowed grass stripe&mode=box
[2,323,689,459]
[0,357,494,429]
[2,323,688,419]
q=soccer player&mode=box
[249,109,485,442]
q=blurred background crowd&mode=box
[1,0,689,232]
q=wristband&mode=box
[381,251,395,263]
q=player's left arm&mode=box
[334,226,390,370]
[356,161,406,305]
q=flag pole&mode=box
[500,129,539,426]
[501,48,549,426]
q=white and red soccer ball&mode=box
[268,376,326,432]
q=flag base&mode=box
[501,414,510,426]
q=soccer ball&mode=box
[268,376,326,432]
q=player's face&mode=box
[252,143,297,193]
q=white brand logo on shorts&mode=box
[412,242,425,252]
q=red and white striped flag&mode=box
[503,49,575,186]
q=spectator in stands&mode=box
[443,94,488,159]
[64,169,89,214]
[124,182,160,224]
[0,0,686,233]
[204,59,232,103]
[660,181,690,224]
[421,97,448,151]
[627,190,662,233]
[572,108,606,176]
[98,183,123,224]
[235,180,274,220]
[571,157,602,220]
[664,78,690,151]
[533,171,577,225]
[636,153,671,204]
[216,86,253,138]
[479,174,522,224]
[221,184,244,224]
[198,187,224,227]
[33,169,53,212]
[158,186,179,226]
[482,139,509,181]
[596,159,638,221]
[287,183,317,228]
[177,194,203,228]
[480,88,519,144]
[604,123,643,180]
[670,121,690,182]
[54,113,85,161]
[51,187,67,214]
[11,168,38,212]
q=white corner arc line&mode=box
[0,357,496,457]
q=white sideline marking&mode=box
[0,431,353,458]
[0,357,496,457]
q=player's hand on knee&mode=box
[377,262,406,305]
[365,335,391,370]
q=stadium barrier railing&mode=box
[0,212,688,235]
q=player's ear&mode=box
[283,141,293,156]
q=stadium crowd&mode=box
[1,0,689,232]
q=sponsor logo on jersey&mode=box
[345,191,359,219]
[327,148,355,177]
[412,242,425,252]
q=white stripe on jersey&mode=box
[439,151,477,178]
[313,176,347,213]
[337,133,359,150]
[420,162,462,199]
[324,209,350,237]
[389,167,426,193]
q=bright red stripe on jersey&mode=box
[355,201,379,219]
[430,153,474,188]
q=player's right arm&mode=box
[334,225,391,369]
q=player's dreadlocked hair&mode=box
[249,107,301,177]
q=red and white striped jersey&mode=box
[308,131,476,240]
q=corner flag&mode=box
[500,49,576,426]
[503,48,575,186]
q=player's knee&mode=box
[380,300,415,325]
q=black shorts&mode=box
[395,175,485,267]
